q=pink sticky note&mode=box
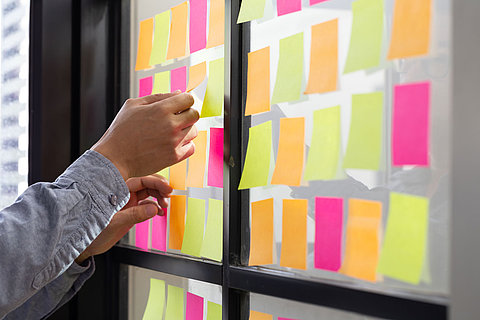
[189,0,207,53]
[315,197,343,271]
[186,292,204,320]
[151,208,167,251]
[171,66,187,92]
[277,0,301,16]
[207,128,224,188]
[135,220,149,250]
[139,76,153,97]
[310,0,329,5]
[392,82,430,166]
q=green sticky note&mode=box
[152,71,171,94]
[142,278,166,320]
[344,0,384,73]
[181,198,206,257]
[237,0,266,23]
[342,92,383,170]
[206,301,222,320]
[304,106,341,181]
[150,11,170,66]
[238,121,272,190]
[201,199,223,262]
[157,167,170,180]
[165,285,184,320]
[377,192,429,284]
[271,33,304,104]
[201,58,224,118]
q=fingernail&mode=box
[146,205,158,218]
[175,90,182,93]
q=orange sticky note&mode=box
[305,19,338,94]
[280,199,307,270]
[170,160,187,190]
[187,62,207,92]
[135,18,154,71]
[248,198,274,266]
[206,0,225,48]
[387,0,431,59]
[250,310,273,320]
[166,2,188,60]
[245,47,270,116]
[169,195,186,250]
[186,131,207,187]
[271,117,305,186]
[341,198,382,282]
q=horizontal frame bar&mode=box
[112,245,223,285]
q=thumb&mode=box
[121,203,159,227]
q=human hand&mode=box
[92,92,199,180]
[75,175,173,264]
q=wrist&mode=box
[91,144,130,181]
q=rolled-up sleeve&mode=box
[0,150,130,319]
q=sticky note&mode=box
[343,92,383,170]
[271,117,305,186]
[304,106,341,181]
[201,58,224,118]
[280,199,307,270]
[189,0,207,53]
[181,198,206,257]
[277,0,301,16]
[310,0,329,4]
[135,220,149,250]
[152,210,167,251]
[139,76,153,98]
[186,292,204,320]
[388,0,431,59]
[245,47,270,116]
[152,71,171,94]
[341,199,382,282]
[271,33,303,104]
[315,197,343,271]
[250,310,273,320]
[142,279,165,320]
[201,199,223,262]
[237,0,266,23]
[168,195,186,250]
[187,62,207,92]
[166,2,188,60]
[392,82,430,166]
[305,19,338,94]
[238,121,272,190]
[135,18,154,71]
[344,0,384,73]
[207,128,224,188]
[156,168,170,180]
[165,285,184,320]
[150,11,170,66]
[206,0,225,48]
[170,160,187,190]
[249,198,274,266]
[171,66,187,93]
[186,131,207,188]
[206,301,222,320]
[377,192,429,284]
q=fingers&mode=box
[126,175,173,195]
[119,203,159,227]
[176,141,196,162]
[152,93,195,114]
[175,108,200,129]
[136,92,181,105]
[179,125,198,146]
[138,199,166,215]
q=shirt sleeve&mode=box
[0,150,130,319]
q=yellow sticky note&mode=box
[165,285,184,320]
[142,278,165,320]
[201,58,224,118]
[206,0,225,48]
[156,168,170,180]
[187,62,207,92]
[181,198,206,257]
[152,71,171,94]
[237,0,266,23]
[305,19,338,94]
[280,199,307,270]
[186,131,207,188]
[166,2,188,60]
[238,121,272,190]
[377,192,429,284]
[245,47,270,116]
[341,199,382,282]
[170,160,187,190]
[206,301,222,320]
[201,199,223,262]
[150,11,170,66]
[271,117,305,186]
[135,18,154,71]
[250,310,273,320]
[168,195,186,250]
[249,198,274,266]
[387,0,431,59]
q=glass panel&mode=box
[244,0,450,297]
[0,0,29,209]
